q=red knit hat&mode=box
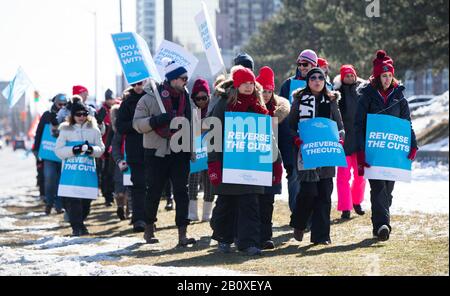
[191,78,210,98]
[256,66,275,91]
[72,85,88,95]
[233,68,255,88]
[372,50,395,78]
[340,64,357,81]
[318,58,329,68]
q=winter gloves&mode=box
[116,159,129,172]
[293,136,303,149]
[356,151,371,176]
[72,141,93,156]
[149,113,172,129]
[208,161,222,186]
[273,161,283,185]
[408,147,418,161]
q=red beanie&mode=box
[72,85,88,95]
[340,64,357,81]
[191,78,210,98]
[372,50,395,78]
[256,66,275,91]
[318,58,329,68]
[233,68,255,88]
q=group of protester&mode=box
[31,48,418,255]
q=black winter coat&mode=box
[354,82,418,153]
[116,88,145,163]
[33,104,59,152]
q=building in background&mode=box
[404,68,449,97]
[216,0,282,66]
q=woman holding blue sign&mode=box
[55,101,105,236]
[355,50,418,241]
[289,67,345,245]
[188,78,215,222]
[208,67,270,256]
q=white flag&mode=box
[1,67,32,108]
[195,2,226,76]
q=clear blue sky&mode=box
[0,0,137,104]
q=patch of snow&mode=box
[412,91,449,117]
[420,137,449,151]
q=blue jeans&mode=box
[44,160,62,210]
[287,167,300,212]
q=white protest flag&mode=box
[154,40,199,80]
[195,1,226,76]
[1,67,32,108]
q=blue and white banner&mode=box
[123,149,133,186]
[223,112,273,186]
[38,124,61,163]
[111,32,161,85]
[364,114,412,182]
[154,40,199,81]
[190,133,208,173]
[58,142,98,199]
[1,67,32,108]
[299,118,347,169]
[195,1,226,75]
[289,79,306,103]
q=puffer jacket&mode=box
[354,82,418,152]
[55,117,105,160]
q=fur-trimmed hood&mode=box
[333,75,366,91]
[271,95,290,123]
[59,116,99,131]
[110,104,121,133]
[292,87,341,103]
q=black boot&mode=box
[341,210,351,220]
[117,207,126,220]
[144,223,159,244]
[353,204,365,216]
[177,226,196,247]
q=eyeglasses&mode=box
[74,112,89,117]
[297,62,310,68]
[194,96,208,102]
[309,75,325,81]
[179,76,188,82]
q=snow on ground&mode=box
[1,141,448,275]
[0,147,248,276]
[412,91,449,118]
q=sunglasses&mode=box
[297,62,310,67]
[74,112,89,117]
[310,75,325,81]
[179,76,188,82]
[194,96,208,102]
[57,103,67,107]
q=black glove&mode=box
[72,144,83,155]
[51,128,59,138]
[84,140,94,155]
[96,108,107,125]
[149,113,172,129]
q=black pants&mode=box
[290,178,333,243]
[259,194,275,243]
[144,151,190,227]
[211,194,260,250]
[100,157,114,203]
[65,197,92,230]
[369,179,395,235]
[36,159,45,197]
[128,161,147,223]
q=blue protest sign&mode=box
[364,114,412,182]
[299,117,347,169]
[123,148,133,186]
[111,32,162,84]
[190,133,208,173]
[38,124,61,162]
[289,79,306,103]
[57,142,98,199]
[223,112,273,186]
